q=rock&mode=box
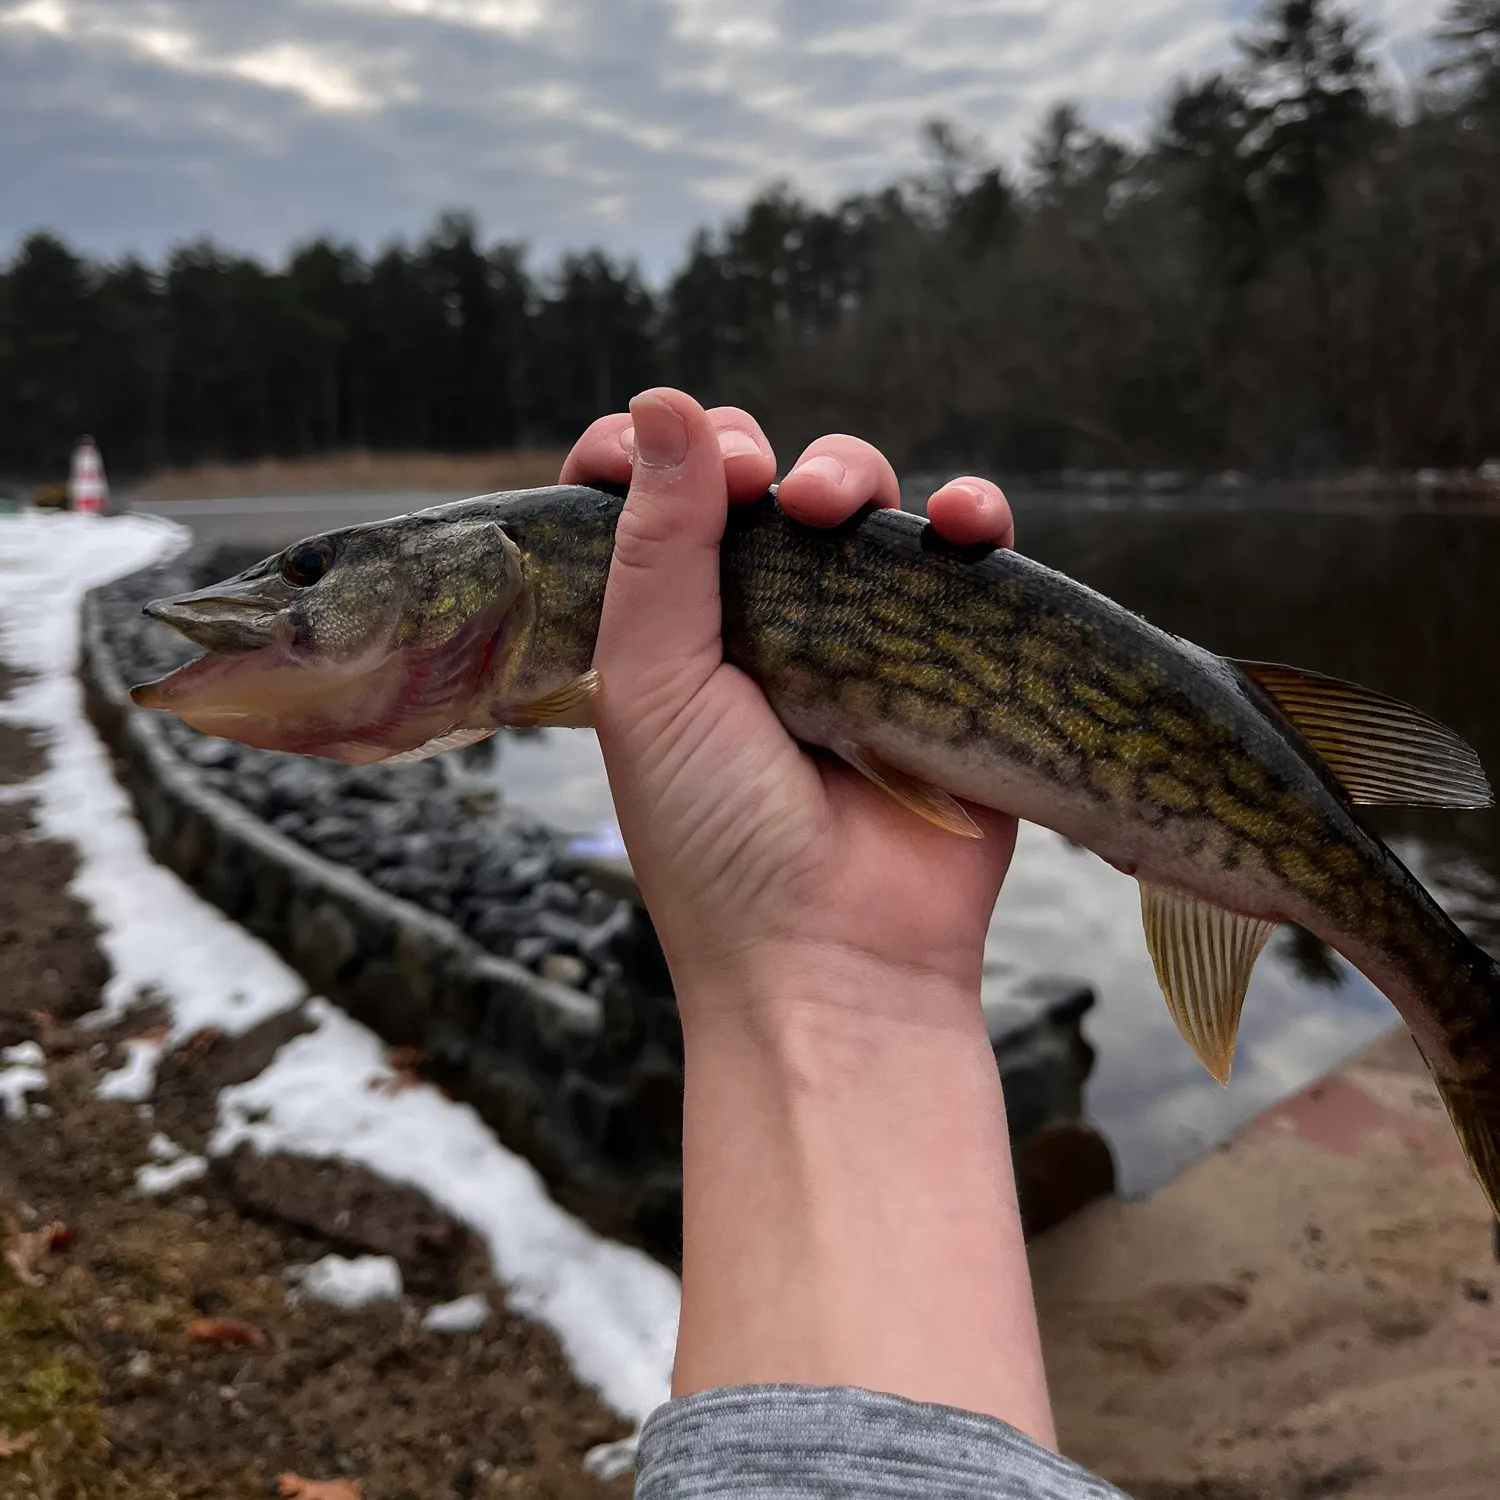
[534,880,581,914]
[513,936,550,967]
[510,852,552,885]
[184,737,237,769]
[540,953,588,988]
[304,816,368,864]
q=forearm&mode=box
[671,946,1056,1448]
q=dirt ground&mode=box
[128,452,569,503]
[0,672,632,1500]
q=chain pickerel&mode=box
[130,484,1500,1216]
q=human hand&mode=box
[560,392,1054,1435]
[558,389,1017,1020]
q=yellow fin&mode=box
[510,669,602,729]
[837,744,984,839]
[378,728,494,765]
[1434,1073,1500,1223]
[1139,881,1276,1085]
[1236,660,1493,810]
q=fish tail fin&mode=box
[1434,1071,1500,1224]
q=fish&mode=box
[130,482,1500,1218]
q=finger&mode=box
[594,388,728,703]
[560,408,777,500]
[706,407,777,502]
[925,477,1015,549]
[558,413,634,488]
[776,434,902,527]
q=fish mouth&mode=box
[142,582,282,653]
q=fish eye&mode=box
[280,539,334,588]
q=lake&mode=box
[488,490,1500,1196]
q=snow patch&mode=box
[136,1153,208,1195]
[97,1037,163,1102]
[212,998,679,1423]
[0,512,307,1040]
[422,1292,490,1333]
[0,1043,47,1120]
[290,1253,404,1310]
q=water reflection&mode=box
[489,496,1500,1196]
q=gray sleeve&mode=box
[634,1384,1130,1499]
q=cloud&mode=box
[0,0,1450,279]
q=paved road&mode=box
[131,490,467,549]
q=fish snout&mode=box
[142,586,280,653]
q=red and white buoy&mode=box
[68,436,110,515]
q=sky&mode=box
[0,0,1448,283]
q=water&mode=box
[485,493,1500,1197]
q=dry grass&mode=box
[130,451,570,502]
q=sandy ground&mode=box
[1035,1027,1500,1498]
[128,452,569,502]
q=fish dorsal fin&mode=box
[1139,881,1276,1085]
[835,743,985,839]
[1234,660,1493,810]
[378,728,495,765]
[509,670,602,729]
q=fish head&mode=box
[130,511,530,762]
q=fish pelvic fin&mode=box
[834,742,985,840]
[1433,1072,1500,1224]
[1139,881,1276,1085]
[508,670,602,729]
[1234,660,1493,810]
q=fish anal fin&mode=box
[378,728,495,765]
[1434,1073,1500,1223]
[1139,881,1276,1085]
[1235,660,1493,810]
[509,669,602,729]
[836,743,984,839]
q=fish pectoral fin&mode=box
[1234,660,1493,810]
[835,743,985,839]
[377,728,496,765]
[1138,881,1276,1086]
[510,670,602,729]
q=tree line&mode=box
[2,0,1498,482]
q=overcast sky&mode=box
[0,0,1445,282]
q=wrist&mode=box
[669,933,1053,1439]
[668,934,989,1039]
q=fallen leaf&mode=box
[3,1220,71,1287]
[370,1070,421,1096]
[186,1317,265,1348]
[368,1050,424,1095]
[278,1474,362,1499]
[183,1026,221,1059]
[0,1430,36,1459]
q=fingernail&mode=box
[618,426,635,454]
[630,398,688,469]
[717,428,761,458]
[946,482,982,503]
[791,454,845,484]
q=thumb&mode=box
[594,388,730,714]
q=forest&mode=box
[2,0,1498,481]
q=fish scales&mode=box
[128,482,1500,1220]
